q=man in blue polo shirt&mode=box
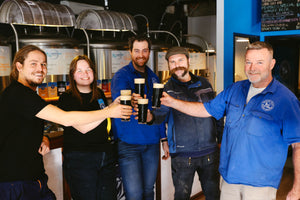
[160,41,300,200]
[111,34,168,200]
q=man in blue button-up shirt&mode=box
[160,41,300,200]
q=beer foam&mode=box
[121,90,131,96]
[120,95,132,101]
[153,83,164,88]
[138,98,148,104]
[134,78,145,84]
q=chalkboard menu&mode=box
[261,0,300,31]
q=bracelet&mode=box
[161,138,168,143]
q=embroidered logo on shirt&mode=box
[261,100,274,111]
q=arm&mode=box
[162,140,170,160]
[73,120,104,134]
[216,117,224,147]
[38,136,50,156]
[36,101,132,127]
[71,97,121,134]
[160,92,211,118]
[286,142,300,200]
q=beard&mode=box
[170,66,189,80]
[26,79,43,88]
[132,56,149,69]
[26,72,45,88]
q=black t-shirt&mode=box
[58,89,113,153]
[0,81,48,182]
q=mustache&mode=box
[136,56,146,60]
[170,66,187,74]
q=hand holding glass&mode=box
[138,98,148,124]
[134,78,145,97]
[120,95,132,121]
[152,83,164,108]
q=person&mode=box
[111,34,169,200]
[0,45,132,200]
[160,41,300,200]
[144,46,223,200]
[58,55,118,199]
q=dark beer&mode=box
[152,83,164,108]
[138,98,148,124]
[120,95,132,121]
[134,78,145,97]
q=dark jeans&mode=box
[171,151,220,200]
[118,140,160,200]
[0,173,56,200]
[63,151,117,200]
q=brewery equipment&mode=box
[76,9,139,92]
[0,31,12,93]
[0,0,83,97]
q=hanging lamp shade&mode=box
[0,0,75,26]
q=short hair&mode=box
[128,34,151,51]
[10,45,47,81]
[68,55,100,104]
[246,41,273,57]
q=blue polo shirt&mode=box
[111,62,166,145]
[204,79,300,188]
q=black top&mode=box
[58,88,113,153]
[0,81,48,182]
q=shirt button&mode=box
[242,114,245,117]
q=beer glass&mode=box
[152,83,164,108]
[120,95,132,121]
[134,78,145,97]
[120,89,131,96]
[138,98,148,124]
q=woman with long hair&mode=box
[58,55,118,200]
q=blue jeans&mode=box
[171,151,220,200]
[0,173,56,200]
[118,140,160,200]
[63,151,117,200]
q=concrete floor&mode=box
[195,154,294,200]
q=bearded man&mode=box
[111,34,169,200]
[146,46,224,200]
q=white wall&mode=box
[43,148,64,200]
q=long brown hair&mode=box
[10,45,47,81]
[68,55,100,104]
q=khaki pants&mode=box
[220,177,277,200]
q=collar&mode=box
[128,61,150,76]
[243,78,277,95]
[261,78,277,94]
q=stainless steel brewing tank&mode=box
[83,41,129,80]
[0,37,11,93]
[150,42,172,84]
[17,35,84,83]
